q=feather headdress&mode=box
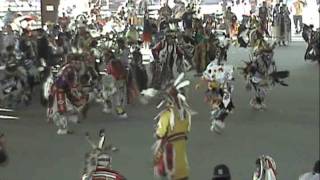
[154,73,193,131]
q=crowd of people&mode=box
[0,0,319,179]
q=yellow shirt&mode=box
[156,108,190,179]
[156,108,190,138]
[293,1,304,16]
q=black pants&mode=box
[293,15,303,32]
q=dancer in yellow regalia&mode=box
[153,73,192,180]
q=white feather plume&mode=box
[0,115,19,120]
[174,73,185,86]
[156,100,166,109]
[99,71,108,75]
[177,93,186,102]
[0,108,14,112]
[154,113,161,121]
[141,88,159,98]
[176,80,190,90]
[151,139,162,153]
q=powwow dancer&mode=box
[252,155,277,180]
[196,61,235,133]
[47,54,88,135]
[102,49,128,118]
[239,42,289,110]
[81,129,126,180]
[152,73,193,180]
[151,30,184,90]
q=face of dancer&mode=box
[70,58,81,70]
[167,86,181,109]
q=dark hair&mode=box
[212,164,231,180]
[90,40,98,48]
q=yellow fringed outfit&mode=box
[154,106,191,180]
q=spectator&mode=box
[282,4,292,43]
[118,7,126,20]
[276,6,291,46]
[126,26,139,44]
[299,160,320,180]
[224,7,236,37]
[272,3,280,39]
[291,0,306,33]
[258,1,271,37]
